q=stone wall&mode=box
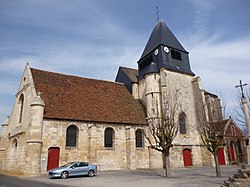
[39,118,209,174]
[4,133,28,173]
[40,119,151,173]
[1,114,212,175]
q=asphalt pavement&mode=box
[0,174,69,187]
[27,165,239,187]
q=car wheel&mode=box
[88,170,94,177]
[61,171,69,179]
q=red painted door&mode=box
[47,147,60,170]
[183,149,192,167]
[217,147,225,165]
[230,145,235,161]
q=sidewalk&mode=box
[27,165,239,187]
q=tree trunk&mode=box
[162,150,171,177]
[213,153,221,177]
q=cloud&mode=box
[178,0,250,121]
[189,36,250,73]
[186,35,250,119]
[188,0,217,41]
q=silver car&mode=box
[48,162,97,179]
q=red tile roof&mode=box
[30,68,147,125]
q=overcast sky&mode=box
[0,0,250,133]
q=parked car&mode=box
[48,162,97,179]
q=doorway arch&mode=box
[183,149,192,167]
[47,147,60,170]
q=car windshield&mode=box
[62,162,75,167]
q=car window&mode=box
[79,162,89,167]
[76,163,82,168]
[71,164,77,168]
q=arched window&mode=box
[179,112,187,134]
[136,129,144,148]
[18,94,24,123]
[66,125,78,147]
[104,127,114,147]
[231,126,235,136]
[12,139,18,148]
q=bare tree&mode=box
[145,86,183,178]
[195,93,225,177]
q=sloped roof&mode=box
[210,118,245,139]
[204,90,218,98]
[224,118,245,138]
[119,67,138,83]
[210,120,228,134]
[139,21,187,60]
[30,68,147,125]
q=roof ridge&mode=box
[30,67,124,85]
[120,66,137,71]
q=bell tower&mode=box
[137,20,195,121]
[137,21,194,80]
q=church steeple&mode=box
[137,21,195,80]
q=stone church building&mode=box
[0,21,223,175]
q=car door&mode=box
[71,162,88,176]
[78,162,89,175]
[68,163,79,176]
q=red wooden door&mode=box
[183,149,192,167]
[217,147,225,165]
[230,145,235,161]
[47,147,60,170]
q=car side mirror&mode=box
[71,166,75,169]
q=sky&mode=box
[0,0,250,134]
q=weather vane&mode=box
[235,79,248,98]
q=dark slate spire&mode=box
[140,21,187,60]
[137,21,194,80]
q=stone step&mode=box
[232,178,250,183]
[228,177,236,183]
[223,180,231,187]
[241,169,250,175]
[233,172,242,179]
[238,169,250,178]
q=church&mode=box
[0,20,226,175]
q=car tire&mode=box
[61,171,69,179]
[88,170,94,177]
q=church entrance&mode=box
[183,149,192,167]
[217,147,225,165]
[47,147,60,170]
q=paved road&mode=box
[28,165,239,187]
[0,174,69,187]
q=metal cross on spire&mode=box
[235,79,248,98]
